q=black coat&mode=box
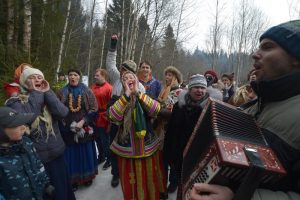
[163,91,208,174]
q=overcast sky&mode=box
[91,0,299,50]
[184,0,299,50]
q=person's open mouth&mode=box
[35,84,41,89]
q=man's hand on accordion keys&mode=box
[189,183,234,200]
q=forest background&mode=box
[0,0,299,104]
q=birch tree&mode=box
[128,0,144,60]
[99,0,109,68]
[205,0,225,70]
[138,0,151,64]
[23,0,32,59]
[87,0,96,81]
[171,0,187,65]
[229,0,268,84]
[7,0,14,52]
[120,0,125,61]
[56,0,72,79]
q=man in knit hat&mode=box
[189,20,300,200]
[105,34,145,188]
[164,74,210,199]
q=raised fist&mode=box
[110,34,118,50]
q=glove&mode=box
[110,35,118,51]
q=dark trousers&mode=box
[109,124,119,177]
[94,126,110,162]
[44,154,75,200]
[164,157,178,186]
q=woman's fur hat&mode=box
[164,66,183,84]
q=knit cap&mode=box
[260,20,300,60]
[19,67,44,89]
[121,60,137,73]
[188,74,207,89]
[204,70,219,83]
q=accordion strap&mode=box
[233,147,266,200]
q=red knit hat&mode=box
[204,70,218,83]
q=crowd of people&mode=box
[0,20,300,200]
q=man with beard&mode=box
[189,20,300,200]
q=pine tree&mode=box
[161,23,176,67]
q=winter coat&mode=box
[6,90,68,163]
[164,90,209,170]
[244,71,300,199]
[139,77,162,99]
[251,189,300,200]
[222,84,235,102]
[0,137,49,200]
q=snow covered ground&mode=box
[75,163,177,200]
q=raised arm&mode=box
[106,35,120,85]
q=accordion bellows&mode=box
[182,98,286,199]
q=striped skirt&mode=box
[118,151,167,200]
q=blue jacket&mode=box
[139,77,161,99]
[0,137,49,200]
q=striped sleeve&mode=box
[138,93,161,117]
[108,95,129,123]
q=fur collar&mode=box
[177,89,208,108]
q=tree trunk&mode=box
[130,17,139,60]
[171,0,186,65]
[120,0,125,62]
[87,0,96,83]
[211,0,220,70]
[7,0,14,51]
[99,0,108,68]
[23,0,32,60]
[56,0,72,79]
[125,3,133,60]
[35,0,47,61]
[236,0,246,86]
[138,0,151,64]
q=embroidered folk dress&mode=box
[108,93,162,200]
[59,83,98,185]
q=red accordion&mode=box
[182,98,286,199]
